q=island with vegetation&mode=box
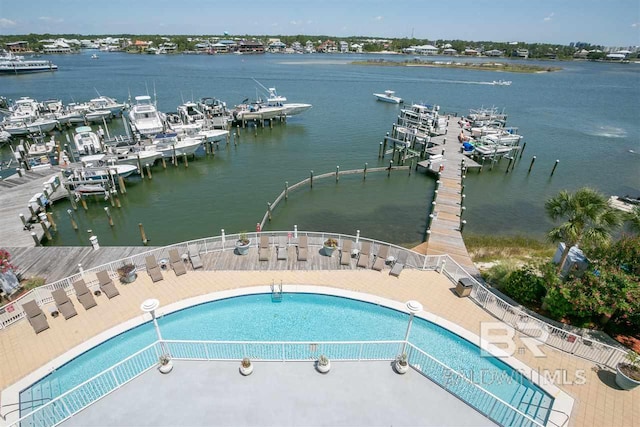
[353,58,562,73]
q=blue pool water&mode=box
[21,293,552,423]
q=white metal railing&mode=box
[9,339,545,427]
[0,232,627,369]
[438,255,628,369]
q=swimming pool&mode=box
[20,293,552,424]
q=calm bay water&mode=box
[0,52,638,247]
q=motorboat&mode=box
[3,117,59,135]
[88,96,127,116]
[128,95,166,138]
[79,164,138,180]
[0,52,58,74]
[492,80,512,86]
[232,102,285,122]
[74,126,102,155]
[91,54,99,60]
[143,132,203,158]
[373,90,403,104]
[85,109,112,124]
[264,87,312,116]
[199,129,229,143]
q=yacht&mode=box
[0,52,58,74]
[264,87,312,116]
[373,90,404,104]
[128,95,166,138]
[88,96,127,116]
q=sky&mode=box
[0,0,638,47]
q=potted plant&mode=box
[235,232,251,255]
[239,357,253,376]
[323,238,338,256]
[316,354,331,373]
[116,263,137,284]
[158,354,173,374]
[394,353,409,374]
[616,350,640,390]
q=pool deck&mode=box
[61,361,496,427]
[0,266,637,426]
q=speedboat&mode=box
[88,96,126,116]
[373,90,403,104]
[492,80,512,86]
[77,163,138,180]
[74,126,102,155]
[143,132,203,158]
[128,95,166,138]
[264,87,312,116]
[85,109,112,124]
[232,102,286,122]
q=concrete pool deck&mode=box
[0,267,637,426]
[61,361,496,427]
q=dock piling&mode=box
[364,162,368,180]
[31,232,40,247]
[183,153,188,168]
[528,156,537,173]
[19,213,28,230]
[161,157,167,169]
[46,212,57,232]
[336,166,339,182]
[388,160,393,177]
[67,209,78,230]
[285,181,289,200]
[139,223,148,245]
[146,164,152,179]
[104,207,114,227]
[550,159,559,176]
[310,170,314,188]
[80,197,88,211]
[40,220,52,241]
[118,175,127,194]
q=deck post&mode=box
[31,232,40,246]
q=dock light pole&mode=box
[402,300,423,354]
[141,298,167,355]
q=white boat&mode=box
[143,132,203,158]
[232,102,285,122]
[373,90,404,104]
[128,95,166,138]
[91,54,99,60]
[492,80,512,86]
[3,117,59,135]
[81,164,138,180]
[74,126,102,155]
[0,52,58,74]
[88,96,126,116]
[264,87,312,116]
[472,142,514,156]
[199,129,229,143]
[85,109,112,124]
[112,148,163,167]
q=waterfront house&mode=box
[484,49,503,57]
[442,48,457,55]
[5,41,29,53]
[238,40,265,54]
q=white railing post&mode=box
[294,225,298,238]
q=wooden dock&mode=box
[412,117,481,278]
[0,166,66,248]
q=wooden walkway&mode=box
[0,166,66,248]
[412,117,481,278]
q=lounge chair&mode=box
[340,240,353,266]
[297,235,308,261]
[357,241,371,268]
[52,289,78,320]
[389,251,408,277]
[21,300,49,334]
[277,244,287,260]
[145,256,164,283]
[97,270,120,299]
[169,249,187,276]
[259,235,270,261]
[188,246,203,270]
[372,245,390,271]
[72,279,97,310]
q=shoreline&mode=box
[353,59,562,73]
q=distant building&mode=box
[317,40,337,53]
[464,48,479,56]
[238,40,265,54]
[268,40,287,53]
[404,44,438,55]
[5,41,29,52]
[350,43,363,53]
[484,49,503,57]
[512,48,529,58]
[442,48,457,55]
[339,41,349,53]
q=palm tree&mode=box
[545,188,621,272]
[627,205,640,234]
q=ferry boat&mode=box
[373,90,404,104]
[0,52,58,74]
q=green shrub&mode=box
[23,277,45,290]
[501,266,546,306]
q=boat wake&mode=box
[584,125,628,139]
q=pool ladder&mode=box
[271,279,283,302]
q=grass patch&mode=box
[465,234,555,264]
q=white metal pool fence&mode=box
[10,339,545,427]
[0,231,627,371]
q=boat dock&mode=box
[0,166,65,248]
[412,117,481,277]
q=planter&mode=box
[235,240,251,255]
[240,363,254,376]
[158,360,173,374]
[616,364,640,390]
[394,360,409,374]
[316,360,331,374]
[117,265,137,284]
[322,245,337,256]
